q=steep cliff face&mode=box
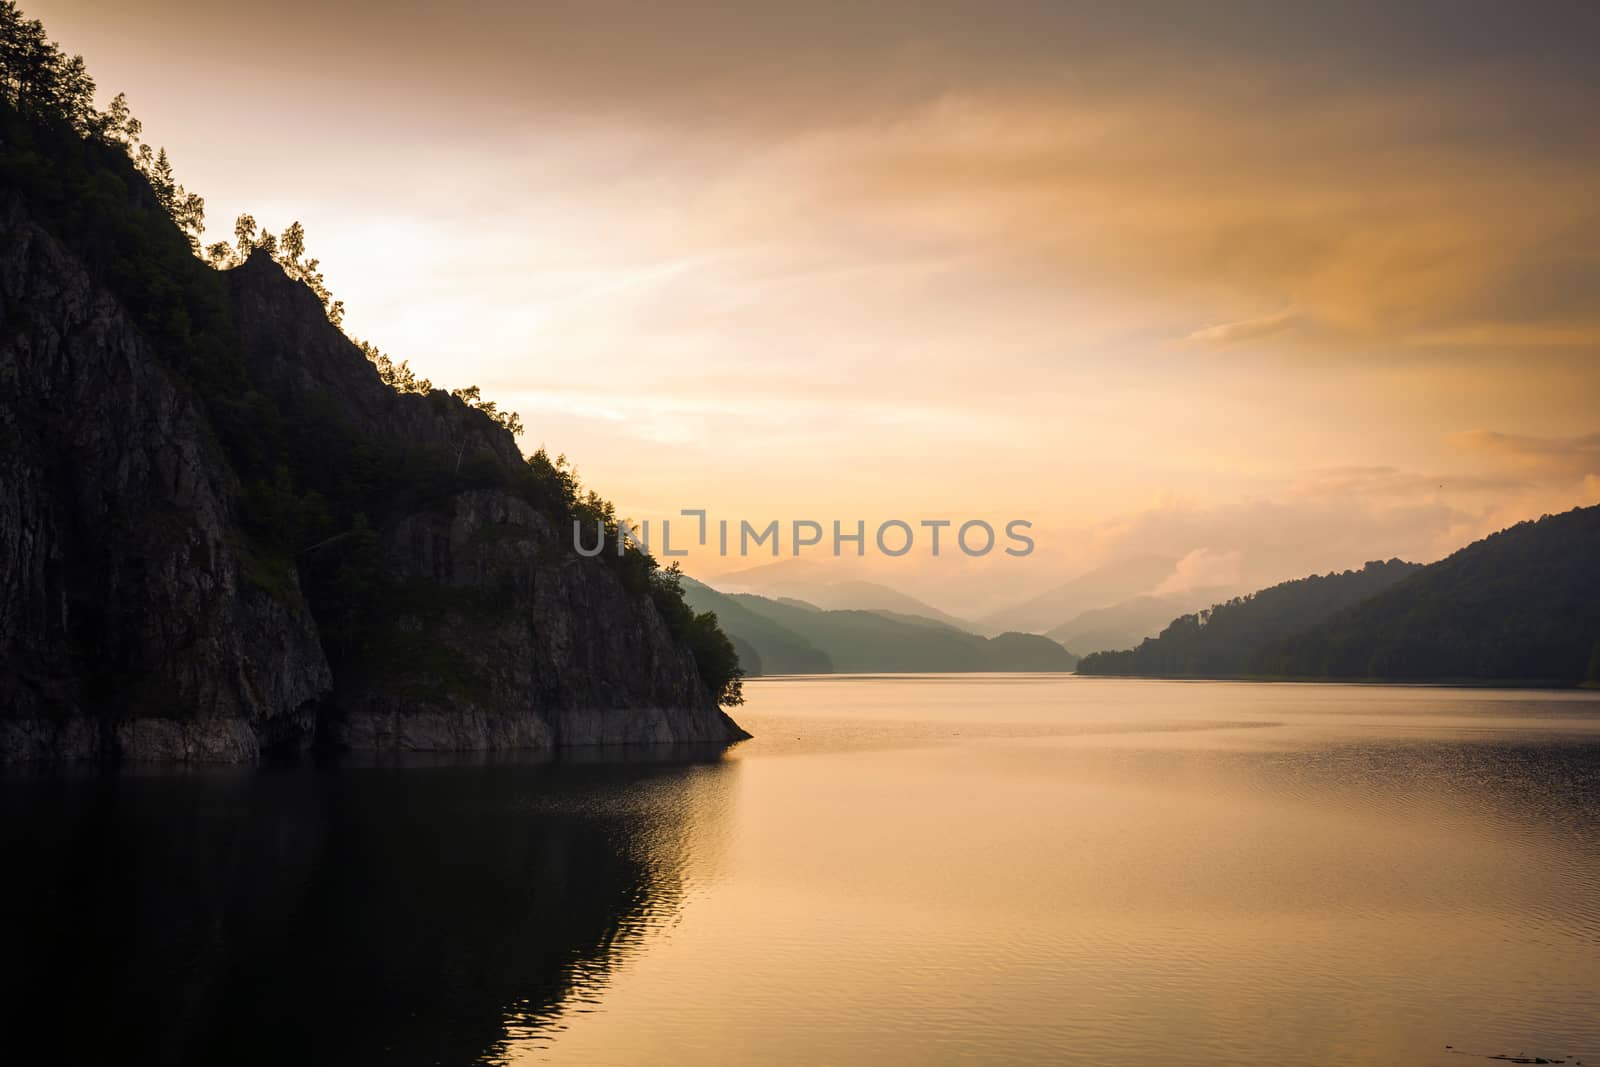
[0,197,331,760]
[0,195,745,761]
[221,251,746,752]
[333,491,745,750]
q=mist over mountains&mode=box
[1046,590,1234,657]
[680,579,1078,676]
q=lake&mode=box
[4,675,1598,1065]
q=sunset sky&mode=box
[30,1,1600,614]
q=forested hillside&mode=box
[1076,560,1421,678]
[1258,506,1600,684]
[1080,506,1600,686]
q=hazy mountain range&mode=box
[975,554,1186,634]
[708,552,1243,651]
[696,504,1600,686]
[681,579,1078,675]
[1046,589,1233,656]
[709,560,975,630]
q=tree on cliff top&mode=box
[1,3,206,250]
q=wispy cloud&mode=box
[1454,430,1600,479]
[1187,308,1300,345]
[1149,548,1243,595]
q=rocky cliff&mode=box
[334,492,740,750]
[0,197,330,760]
[0,189,746,761]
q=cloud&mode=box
[1287,465,1528,498]
[1453,430,1600,479]
[1150,548,1244,595]
[803,83,1600,358]
[1187,308,1300,345]
[1084,493,1468,587]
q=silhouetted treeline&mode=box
[3,1,525,435]
[1258,506,1600,685]
[1077,560,1423,677]
[207,216,347,327]
[1080,507,1600,686]
[1,3,205,247]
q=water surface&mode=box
[4,676,1598,1065]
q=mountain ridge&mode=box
[683,578,1078,674]
[1075,560,1423,679]
[1258,506,1600,684]
[1046,588,1234,655]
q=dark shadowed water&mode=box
[3,676,1598,1065]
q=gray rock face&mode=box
[332,491,746,751]
[0,198,330,761]
[223,250,746,753]
[0,201,745,762]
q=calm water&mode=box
[4,676,1599,1065]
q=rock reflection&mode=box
[0,748,737,1065]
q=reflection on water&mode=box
[0,749,736,1065]
[536,679,1600,1067]
[4,677,1599,1066]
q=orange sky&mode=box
[27,1,1600,614]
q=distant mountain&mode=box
[978,554,1180,634]
[725,634,767,678]
[679,580,833,675]
[821,581,976,630]
[682,578,1077,674]
[983,632,1083,672]
[1258,505,1600,685]
[1047,589,1231,655]
[1076,559,1422,678]
[711,562,976,630]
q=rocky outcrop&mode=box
[226,250,526,473]
[0,197,330,761]
[330,491,746,751]
[0,198,745,762]
[223,250,746,753]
